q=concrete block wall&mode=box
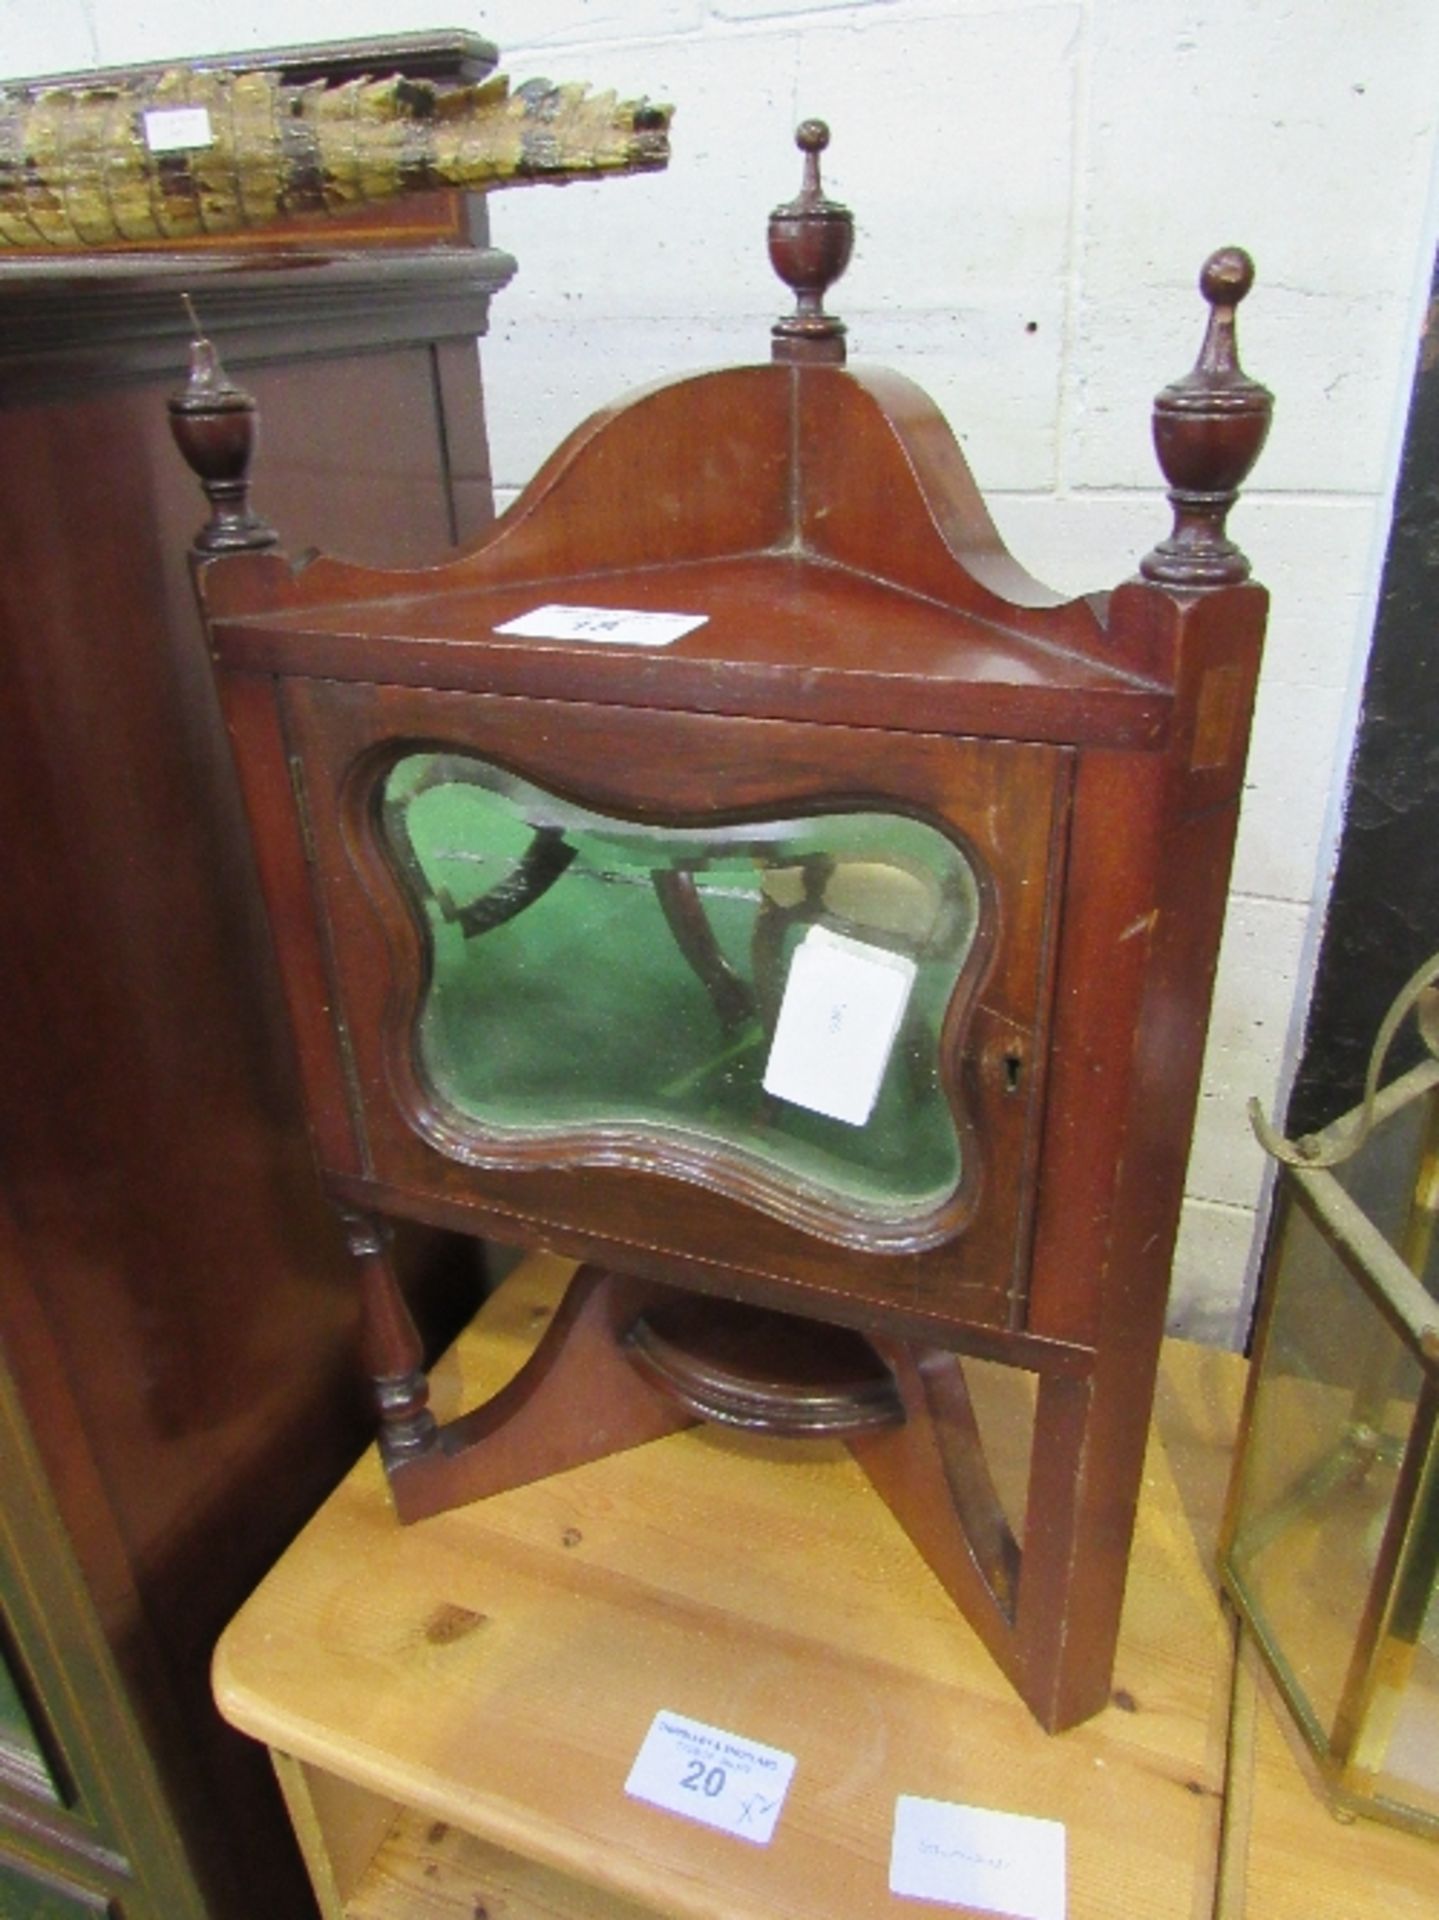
[7,2,1438,1344]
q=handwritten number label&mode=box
[624,1710,795,1845]
[890,1795,1066,1918]
[493,603,708,648]
[142,107,215,153]
[763,925,918,1126]
[681,1759,728,1797]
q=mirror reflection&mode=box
[380,753,982,1219]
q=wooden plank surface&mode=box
[271,1754,403,1920]
[349,1808,663,1920]
[215,1256,1244,1920]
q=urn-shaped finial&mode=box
[167,299,278,554]
[1140,248,1273,589]
[768,119,854,365]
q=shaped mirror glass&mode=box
[380,753,982,1224]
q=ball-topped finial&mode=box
[1199,245,1254,308]
[1140,245,1273,590]
[768,117,853,365]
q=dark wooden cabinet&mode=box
[0,211,512,1918]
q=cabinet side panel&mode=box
[237,347,491,566]
[1035,793,1241,1727]
[1027,581,1263,1349]
[217,670,368,1179]
[1027,750,1169,1345]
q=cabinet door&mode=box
[285,681,1072,1330]
[0,1346,207,1920]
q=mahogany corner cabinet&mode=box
[173,122,1273,1732]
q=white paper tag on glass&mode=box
[494,604,707,647]
[890,1795,1066,1919]
[142,107,215,153]
[763,924,916,1126]
[624,1709,795,1845]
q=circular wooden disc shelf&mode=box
[625,1296,903,1436]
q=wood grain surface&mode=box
[216,1256,1244,1920]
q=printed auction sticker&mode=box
[494,604,708,647]
[624,1709,795,1844]
[890,1794,1066,1919]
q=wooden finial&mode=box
[768,119,854,365]
[167,298,278,554]
[1140,248,1273,589]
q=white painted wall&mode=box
[6,2,1437,1344]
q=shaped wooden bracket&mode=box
[346,1230,1107,1731]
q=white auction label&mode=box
[142,106,215,153]
[494,603,708,647]
[763,924,917,1126]
[624,1709,795,1844]
[890,1794,1066,1920]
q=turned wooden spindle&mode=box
[340,1211,438,1462]
[1140,247,1273,589]
[769,118,854,365]
[167,299,278,554]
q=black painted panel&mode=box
[1289,253,1439,1135]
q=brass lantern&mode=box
[1221,954,1439,1837]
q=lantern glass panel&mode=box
[1380,1559,1439,1817]
[1226,1194,1422,1738]
[1225,1080,1439,1832]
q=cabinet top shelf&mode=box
[213,550,1169,749]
